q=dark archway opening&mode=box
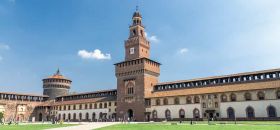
[127,109,134,120]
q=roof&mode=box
[53,96,116,105]
[0,91,49,97]
[57,89,117,97]
[133,11,142,18]
[157,68,280,85]
[43,69,71,81]
[114,57,161,66]
[148,79,280,98]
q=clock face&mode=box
[130,47,135,54]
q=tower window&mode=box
[130,47,135,54]
[133,29,136,36]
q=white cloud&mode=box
[78,49,111,60]
[0,43,10,50]
[145,32,159,43]
[178,48,189,54]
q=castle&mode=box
[0,10,280,122]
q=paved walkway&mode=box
[45,122,120,130]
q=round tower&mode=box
[43,69,71,100]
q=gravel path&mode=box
[45,122,120,130]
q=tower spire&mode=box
[55,68,60,75]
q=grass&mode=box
[96,121,280,130]
[0,124,76,130]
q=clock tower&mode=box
[115,9,160,121]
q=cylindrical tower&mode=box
[43,69,71,100]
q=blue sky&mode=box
[0,0,280,95]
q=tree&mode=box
[0,112,3,124]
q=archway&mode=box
[127,109,134,120]
[39,113,43,121]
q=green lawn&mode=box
[97,122,280,130]
[0,124,76,130]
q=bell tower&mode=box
[115,9,160,121]
[125,10,150,60]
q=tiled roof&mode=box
[53,96,116,105]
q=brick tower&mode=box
[115,9,160,121]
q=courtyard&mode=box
[96,121,280,130]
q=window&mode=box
[246,107,255,118]
[202,103,206,108]
[276,90,280,99]
[221,94,228,102]
[89,104,92,109]
[85,113,89,120]
[257,91,265,100]
[230,93,236,101]
[73,113,76,120]
[215,102,218,108]
[99,103,103,108]
[68,105,71,110]
[104,103,107,108]
[92,113,96,121]
[85,104,88,109]
[179,109,185,118]
[244,92,252,101]
[267,106,277,118]
[193,108,200,118]
[194,96,200,103]
[73,105,76,110]
[152,110,157,119]
[79,113,82,120]
[163,98,168,105]
[79,104,82,110]
[186,96,192,104]
[227,107,235,119]
[126,82,135,95]
[63,114,66,120]
[68,113,71,120]
[156,99,161,106]
[174,97,180,105]
[130,47,135,54]
[165,109,171,120]
[94,104,97,109]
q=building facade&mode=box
[0,10,279,122]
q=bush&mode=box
[0,112,3,124]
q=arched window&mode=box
[179,109,185,118]
[79,113,82,120]
[89,104,92,109]
[99,112,103,119]
[257,91,265,100]
[126,82,135,95]
[267,106,277,118]
[163,98,168,105]
[221,94,227,102]
[156,99,160,106]
[58,114,61,120]
[152,110,157,119]
[92,112,96,121]
[68,113,71,120]
[244,92,252,101]
[104,103,107,108]
[186,96,192,104]
[193,108,200,118]
[85,104,88,109]
[85,113,89,120]
[174,97,180,105]
[94,103,97,109]
[246,107,255,118]
[63,113,66,120]
[165,109,171,119]
[79,104,82,110]
[276,90,280,99]
[99,103,103,108]
[202,103,206,108]
[227,107,235,119]
[230,93,236,101]
[73,113,76,120]
[194,96,200,103]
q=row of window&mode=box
[152,105,278,119]
[0,94,46,101]
[57,112,116,121]
[155,72,280,91]
[56,91,117,101]
[55,102,116,111]
[154,91,280,106]
[43,79,71,83]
